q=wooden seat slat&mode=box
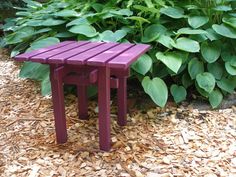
[86,43,134,66]
[29,41,89,63]
[66,42,119,65]
[108,44,150,68]
[48,42,104,64]
[14,41,75,61]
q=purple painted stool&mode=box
[15,41,150,151]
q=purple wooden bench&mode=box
[14,41,150,151]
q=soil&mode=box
[0,48,236,177]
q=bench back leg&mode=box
[117,77,127,126]
[77,85,88,120]
[50,65,67,144]
[98,66,111,151]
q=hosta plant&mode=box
[2,0,236,108]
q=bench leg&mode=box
[77,85,88,120]
[117,77,127,126]
[98,67,111,151]
[50,66,67,144]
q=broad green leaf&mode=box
[55,32,75,38]
[176,28,207,35]
[223,17,236,28]
[225,62,236,75]
[99,30,127,42]
[212,24,236,39]
[217,77,235,93]
[182,73,193,88]
[54,10,79,17]
[188,58,204,79]
[170,84,187,103]
[206,28,222,41]
[142,24,166,43]
[160,7,185,19]
[66,17,90,27]
[16,11,31,16]
[126,16,150,23]
[41,75,51,96]
[110,9,133,16]
[142,76,168,107]
[10,43,28,57]
[188,16,209,28]
[214,5,232,11]
[196,82,209,98]
[156,35,174,49]
[209,89,223,108]
[42,18,66,26]
[171,37,200,53]
[69,24,98,37]
[30,37,60,50]
[132,54,152,75]
[196,72,215,93]
[155,51,183,73]
[207,62,224,80]
[201,41,221,63]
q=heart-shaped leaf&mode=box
[201,41,221,63]
[42,18,66,26]
[217,77,235,93]
[155,51,183,74]
[142,24,166,43]
[132,54,152,75]
[225,61,236,75]
[223,17,236,28]
[188,15,209,28]
[55,10,79,17]
[69,24,98,37]
[212,24,236,39]
[207,62,224,80]
[170,84,187,103]
[142,76,168,107]
[209,89,223,108]
[30,37,60,50]
[171,37,200,53]
[160,7,185,19]
[176,28,207,35]
[188,58,204,79]
[156,35,174,49]
[196,72,215,93]
[100,30,127,42]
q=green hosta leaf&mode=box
[142,76,168,107]
[142,24,166,43]
[196,82,209,98]
[223,17,236,28]
[209,89,223,108]
[182,73,193,88]
[217,77,235,93]
[132,54,152,75]
[69,24,98,37]
[66,17,90,27]
[20,62,49,80]
[225,62,236,75]
[10,43,28,58]
[196,72,215,93]
[100,30,127,42]
[214,5,232,11]
[188,15,209,29]
[155,51,183,73]
[110,9,133,16]
[170,84,187,103]
[171,37,200,53]
[126,16,150,23]
[55,32,75,38]
[201,41,221,63]
[16,11,31,17]
[156,35,174,49]
[176,28,207,35]
[212,24,236,39]
[41,75,51,96]
[206,28,222,41]
[188,58,204,79]
[54,10,79,17]
[42,18,66,26]
[30,37,60,50]
[160,7,185,19]
[207,62,224,80]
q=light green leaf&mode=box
[142,76,168,107]
[66,17,90,27]
[207,62,224,80]
[201,41,221,63]
[30,37,60,50]
[54,10,79,17]
[223,17,236,28]
[188,15,209,28]
[225,62,236,75]
[209,89,223,108]
[160,7,185,19]
[170,84,187,103]
[142,24,166,43]
[42,18,66,26]
[217,78,235,93]
[176,28,207,35]
[132,54,152,75]
[55,32,75,38]
[188,58,204,79]
[126,16,150,23]
[196,72,215,93]
[41,75,51,96]
[99,30,127,42]
[156,35,174,49]
[69,24,98,37]
[110,9,133,16]
[156,51,183,73]
[171,37,200,53]
[212,24,236,39]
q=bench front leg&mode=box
[77,85,88,120]
[50,65,67,144]
[117,77,127,126]
[98,66,111,151]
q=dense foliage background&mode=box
[2,0,236,108]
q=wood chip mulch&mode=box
[0,49,236,177]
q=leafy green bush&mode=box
[3,0,236,108]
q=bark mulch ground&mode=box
[0,49,236,177]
